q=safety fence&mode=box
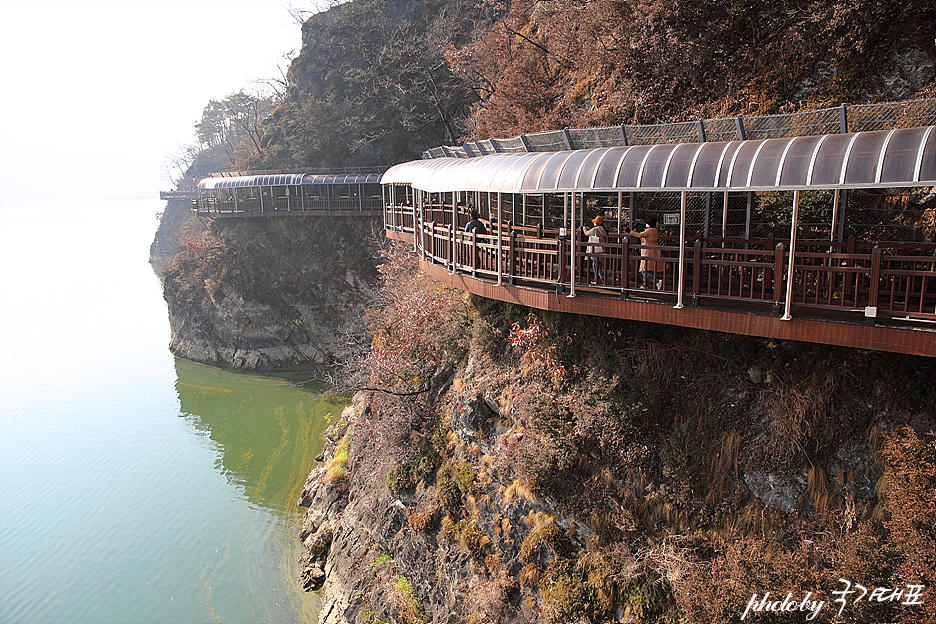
[423,99,936,159]
[387,204,936,326]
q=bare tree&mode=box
[163,141,199,188]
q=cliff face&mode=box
[296,244,936,624]
[150,198,196,266]
[161,216,382,370]
[240,0,502,171]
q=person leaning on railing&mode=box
[465,210,488,235]
[582,215,608,285]
[629,217,662,289]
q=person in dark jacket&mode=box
[465,210,488,235]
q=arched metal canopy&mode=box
[199,173,383,189]
[381,126,936,193]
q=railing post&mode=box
[674,190,687,309]
[508,229,516,285]
[471,231,478,277]
[773,242,785,316]
[429,222,435,262]
[449,224,455,272]
[557,237,566,294]
[763,234,775,297]
[691,238,702,305]
[866,245,881,325]
[620,236,630,298]
[568,192,577,298]
[781,190,801,321]
[844,235,856,299]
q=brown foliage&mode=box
[362,242,468,393]
[447,0,936,139]
[880,426,936,623]
[766,369,837,457]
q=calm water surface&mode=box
[0,200,340,623]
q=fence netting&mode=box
[573,189,935,244]
[423,99,936,158]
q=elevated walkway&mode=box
[386,221,934,357]
[381,123,936,357]
[190,171,386,218]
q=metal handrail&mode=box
[397,204,936,323]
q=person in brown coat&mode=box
[630,217,662,289]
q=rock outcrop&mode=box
[162,215,382,370]
[296,292,936,624]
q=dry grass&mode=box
[407,501,440,533]
[502,478,541,506]
[766,370,837,456]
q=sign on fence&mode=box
[663,213,680,225]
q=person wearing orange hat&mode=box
[581,215,608,285]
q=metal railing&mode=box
[195,195,385,215]
[387,204,936,324]
[423,99,936,159]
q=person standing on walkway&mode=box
[465,210,488,235]
[464,210,488,269]
[582,215,608,285]
[630,217,662,289]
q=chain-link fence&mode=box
[423,98,936,159]
[576,188,935,244]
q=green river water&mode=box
[0,199,342,623]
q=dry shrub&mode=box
[539,558,610,624]
[324,434,351,483]
[519,562,543,587]
[459,521,493,561]
[830,519,902,624]
[466,571,517,624]
[676,532,831,623]
[359,241,469,396]
[390,575,427,624]
[514,430,578,493]
[766,370,837,457]
[519,514,566,564]
[509,312,568,382]
[880,426,936,623]
[643,534,699,593]
[387,463,416,494]
[705,431,742,504]
[805,464,842,512]
[407,501,440,533]
[438,475,463,516]
[502,477,541,506]
[576,550,616,612]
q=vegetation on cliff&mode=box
[446,0,935,138]
[226,0,934,169]
[301,241,934,623]
[237,0,505,170]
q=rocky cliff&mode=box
[150,198,196,267]
[161,215,383,370]
[296,243,935,624]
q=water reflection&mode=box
[173,358,344,513]
[172,358,346,623]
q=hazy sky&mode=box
[0,0,305,207]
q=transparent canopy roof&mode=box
[380,127,936,193]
